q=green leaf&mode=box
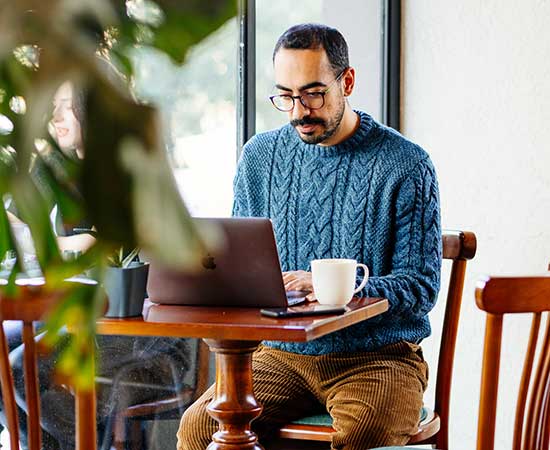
[43,243,108,285]
[0,206,16,268]
[81,80,149,248]
[119,137,217,270]
[10,173,62,270]
[31,147,86,227]
[111,0,237,64]
[121,247,140,268]
[41,280,105,390]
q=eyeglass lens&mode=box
[272,92,325,111]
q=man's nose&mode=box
[291,99,310,120]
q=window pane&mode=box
[255,0,384,133]
[132,19,238,217]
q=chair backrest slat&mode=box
[525,317,550,450]
[540,376,550,450]
[76,382,97,448]
[477,313,504,450]
[536,329,550,450]
[513,312,542,450]
[0,324,21,449]
[433,258,466,443]
[432,230,477,450]
[22,321,42,450]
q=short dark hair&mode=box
[272,23,349,75]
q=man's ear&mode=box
[342,67,355,97]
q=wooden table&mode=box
[97,297,388,450]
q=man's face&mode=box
[52,82,82,152]
[273,48,346,145]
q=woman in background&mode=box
[0,80,96,448]
[2,81,198,450]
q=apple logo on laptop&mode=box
[202,253,217,270]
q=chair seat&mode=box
[278,406,438,443]
[371,448,441,450]
[370,448,422,450]
[290,405,429,427]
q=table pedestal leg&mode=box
[203,339,263,450]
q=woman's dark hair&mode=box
[71,86,86,130]
[272,23,349,75]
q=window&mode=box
[132,0,400,214]
[132,19,238,217]
[240,0,400,151]
[254,0,385,133]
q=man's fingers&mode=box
[282,272,296,282]
[305,293,317,302]
[285,279,304,291]
[282,271,312,292]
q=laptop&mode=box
[147,217,309,308]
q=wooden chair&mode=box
[111,338,211,449]
[0,285,97,450]
[273,229,477,450]
[475,274,550,450]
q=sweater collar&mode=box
[289,110,376,156]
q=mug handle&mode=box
[353,263,369,294]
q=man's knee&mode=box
[177,400,214,450]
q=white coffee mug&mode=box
[311,259,369,305]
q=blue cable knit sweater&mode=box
[232,111,442,355]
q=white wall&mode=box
[402,1,550,449]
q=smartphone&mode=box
[261,304,346,318]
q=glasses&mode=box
[269,69,346,112]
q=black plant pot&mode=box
[104,262,149,318]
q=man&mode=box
[178,23,441,449]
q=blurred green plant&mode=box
[0,0,236,388]
[107,247,140,268]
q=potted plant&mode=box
[104,247,149,318]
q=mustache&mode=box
[290,117,325,128]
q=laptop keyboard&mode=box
[286,290,310,306]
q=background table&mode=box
[97,297,388,450]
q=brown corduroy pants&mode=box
[177,341,428,450]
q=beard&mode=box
[291,98,346,145]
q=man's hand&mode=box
[282,270,316,302]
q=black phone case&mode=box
[260,306,346,318]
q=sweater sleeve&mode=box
[231,158,248,218]
[231,137,257,218]
[231,133,274,219]
[363,157,442,322]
